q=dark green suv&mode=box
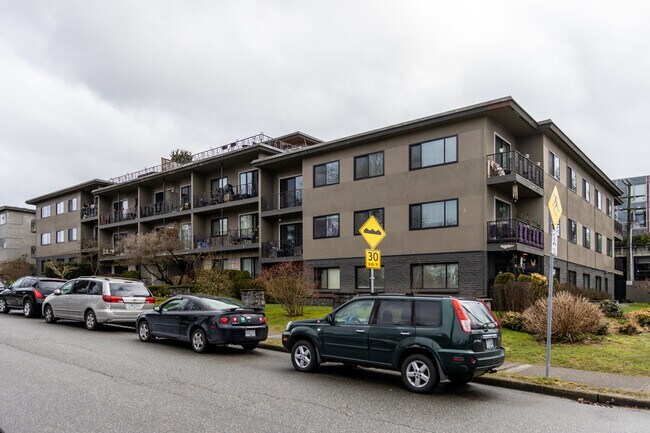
[282,294,505,393]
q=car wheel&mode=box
[85,310,99,331]
[401,354,439,393]
[291,340,319,372]
[449,373,474,385]
[43,305,57,323]
[138,321,153,342]
[191,328,208,353]
[23,299,35,318]
[0,298,9,314]
[241,342,258,351]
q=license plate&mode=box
[245,329,255,338]
[485,338,495,350]
[125,303,141,310]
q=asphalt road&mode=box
[1,312,648,433]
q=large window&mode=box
[606,198,613,218]
[239,170,258,197]
[596,233,602,253]
[68,198,78,212]
[180,185,191,209]
[355,151,384,180]
[569,219,577,243]
[313,161,339,187]
[596,189,602,210]
[582,178,591,202]
[241,257,260,279]
[549,151,560,180]
[411,263,459,291]
[583,226,591,249]
[211,177,228,192]
[68,228,77,241]
[211,218,228,237]
[317,268,340,290]
[56,201,64,215]
[410,135,457,169]
[568,167,577,192]
[56,230,64,244]
[355,267,385,291]
[354,208,384,235]
[410,199,458,230]
[314,214,340,239]
[41,205,51,219]
[41,233,51,245]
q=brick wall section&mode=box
[545,257,613,297]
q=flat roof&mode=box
[26,179,111,205]
[0,205,35,214]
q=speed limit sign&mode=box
[365,249,381,269]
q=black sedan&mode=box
[0,276,66,317]
[136,295,268,353]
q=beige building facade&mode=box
[0,206,36,264]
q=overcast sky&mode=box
[1,1,649,208]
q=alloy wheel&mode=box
[23,301,31,317]
[0,299,6,313]
[139,322,150,341]
[294,345,312,369]
[192,330,205,352]
[44,306,54,323]
[406,360,430,388]
[85,312,96,330]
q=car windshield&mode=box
[109,282,151,297]
[201,298,244,310]
[39,281,65,290]
[461,300,497,328]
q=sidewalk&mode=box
[260,334,650,409]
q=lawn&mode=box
[621,302,650,314]
[264,304,333,334]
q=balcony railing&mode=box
[100,208,138,225]
[140,199,191,218]
[193,228,259,249]
[487,219,544,249]
[262,240,303,258]
[261,189,303,212]
[194,182,258,209]
[615,244,650,257]
[487,151,544,188]
[81,206,98,219]
[30,219,36,233]
[614,220,624,238]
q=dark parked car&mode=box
[136,295,268,353]
[0,276,66,317]
[282,294,505,393]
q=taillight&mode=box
[451,298,472,334]
[101,295,123,303]
[144,297,155,304]
[263,316,267,323]
[33,290,44,299]
[480,300,501,330]
[232,316,239,323]
[219,316,229,324]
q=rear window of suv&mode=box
[414,300,442,327]
[460,300,498,329]
[39,281,65,290]
[109,282,151,297]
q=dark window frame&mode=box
[583,226,591,249]
[313,214,340,239]
[569,219,577,243]
[313,161,340,188]
[409,135,458,171]
[410,263,459,292]
[354,151,384,180]
[409,199,458,230]
[353,208,384,236]
[549,151,560,180]
[355,266,385,291]
[568,166,577,192]
[596,233,603,253]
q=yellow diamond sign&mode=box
[359,215,386,249]
[548,186,563,229]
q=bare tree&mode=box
[256,262,315,317]
[45,261,79,279]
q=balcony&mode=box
[192,228,259,251]
[487,219,544,251]
[140,199,191,219]
[194,182,258,210]
[614,220,624,240]
[100,208,138,225]
[261,240,303,260]
[615,244,650,258]
[261,189,303,217]
[487,151,544,197]
[30,219,36,233]
[81,206,98,220]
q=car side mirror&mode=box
[325,314,333,324]
[53,289,61,295]
[153,306,160,313]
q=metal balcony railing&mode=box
[140,199,191,218]
[487,219,544,249]
[487,150,544,188]
[261,189,303,212]
[262,240,303,258]
[100,208,138,225]
[193,228,259,249]
[81,206,98,219]
[614,220,624,238]
[194,182,258,208]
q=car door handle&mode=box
[400,332,411,336]
[355,329,366,334]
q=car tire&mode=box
[191,328,209,353]
[23,299,35,318]
[84,310,99,331]
[449,373,474,385]
[291,340,319,372]
[401,353,439,394]
[43,305,57,323]
[0,298,10,314]
[241,342,258,351]
[138,320,153,342]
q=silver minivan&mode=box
[42,276,155,330]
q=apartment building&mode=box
[0,206,35,263]
[26,179,112,273]
[26,97,622,299]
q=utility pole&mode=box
[624,179,634,286]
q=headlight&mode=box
[285,321,293,331]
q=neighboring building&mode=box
[0,206,36,263]
[26,179,112,274]
[614,175,648,236]
[26,97,623,300]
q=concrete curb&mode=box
[259,342,288,353]
[474,375,650,410]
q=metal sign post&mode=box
[546,186,562,379]
[360,216,386,295]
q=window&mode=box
[68,228,77,241]
[583,226,591,249]
[410,199,458,230]
[582,274,590,289]
[241,257,260,279]
[41,233,51,245]
[180,185,191,209]
[355,267,385,290]
[68,198,78,212]
[0,213,5,225]
[596,233,602,253]
[41,205,51,219]
[596,189,602,210]
[211,177,228,191]
[333,299,374,325]
[314,214,340,239]
[607,238,613,257]
[553,268,560,282]
[582,178,590,202]
[317,268,340,290]
[56,230,64,243]
[606,198,613,218]
[495,199,511,220]
[569,219,577,243]
[595,276,602,291]
[354,151,384,180]
[411,263,459,290]
[280,175,302,208]
[549,151,560,180]
[239,170,258,197]
[56,201,64,215]
[568,167,577,192]
[211,218,228,237]
[313,161,339,187]
[568,271,577,286]
[354,209,384,235]
[239,213,258,240]
[212,259,228,270]
[410,135,457,169]
[415,300,442,327]
[376,300,412,326]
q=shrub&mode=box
[256,262,315,317]
[522,291,606,342]
[148,285,171,298]
[628,309,650,328]
[498,311,525,332]
[618,320,641,335]
[494,272,515,285]
[119,270,140,280]
[557,283,609,301]
[194,268,235,297]
[517,274,532,283]
[223,270,257,299]
[493,281,539,312]
[598,299,624,318]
